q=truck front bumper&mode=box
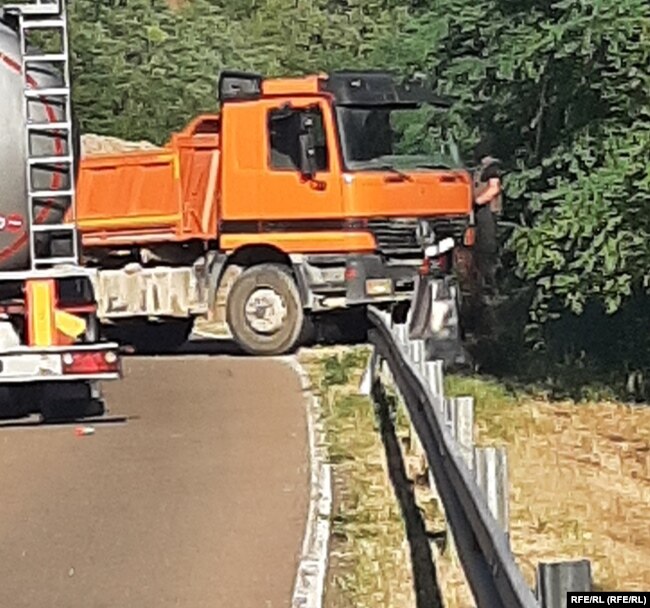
[295,253,422,311]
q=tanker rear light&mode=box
[62,350,120,375]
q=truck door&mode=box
[257,98,343,224]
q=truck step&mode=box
[24,53,68,63]
[28,155,73,166]
[25,88,69,98]
[27,122,70,131]
[31,223,76,232]
[29,189,74,198]
[34,256,78,266]
[4,6,62,17]
[20,17,65,27]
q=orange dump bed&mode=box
[76,116,221,246]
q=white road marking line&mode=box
[281,355,332,608]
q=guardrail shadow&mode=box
[372,378,445,608]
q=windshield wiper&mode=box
[415,162,453,170]
[366,163,413,181]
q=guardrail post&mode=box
[444,397,474,470]
[409,339,426,374]
[394,323,409,350]
[473,447,509,537]
[359,347,376,397]
[376,309,392,329]
[536,560,592,608]
[424,360,444,400]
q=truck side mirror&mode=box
[298,114,318,180]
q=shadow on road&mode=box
[119,308,371,358]
[124,331,368,359]
[0,415,131,431]
[121,336,245,358]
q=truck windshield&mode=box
[335,105,461,172]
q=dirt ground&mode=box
[80,134,160,156]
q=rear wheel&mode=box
[226,263,304,356]
[40,396,105,423]
[0,385,35,419]
[1,382,106,423]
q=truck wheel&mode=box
[40,398,105,423]
[227,263,304,356]
[0,385,37,419]
[39,382,105,423]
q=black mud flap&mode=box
[407,275,468,369]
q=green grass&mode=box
[445,374,522,443]
[445,374,518,410]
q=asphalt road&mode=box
[0,354,310,608]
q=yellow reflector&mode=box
[54,310,87,340]
[26,280,56,347]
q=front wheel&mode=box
[226,263,304,356]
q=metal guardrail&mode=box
[365,308,591,608]
[366,305,540,608]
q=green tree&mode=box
[64,0,650,389]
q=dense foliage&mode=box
[64,0,649,394]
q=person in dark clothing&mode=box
[473,156,503,293]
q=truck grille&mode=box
[367,216,470,256]
[367,218,423,254]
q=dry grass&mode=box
[446,375,650,593]
[300,346,479,608]
[302,346,649,608]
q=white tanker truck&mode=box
[0,0,121,421]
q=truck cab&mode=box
[215,71,472,351]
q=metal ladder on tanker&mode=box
[6,0,79,271]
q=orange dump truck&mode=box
[75,71,474,355]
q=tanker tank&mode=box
[0,13,77,272]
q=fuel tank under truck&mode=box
[0,14,77,272]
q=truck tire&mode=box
[32,382,105,423]
[226,263,304,356]
[0,385,35,419]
